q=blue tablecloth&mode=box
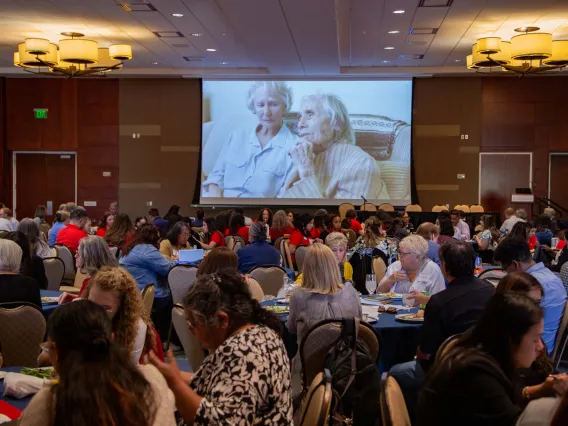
[40,290,62,319]
[0,366,33,413]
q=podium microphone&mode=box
[361,195,368,204]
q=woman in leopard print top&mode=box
[150,271,292,425]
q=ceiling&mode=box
[2,0,568,77]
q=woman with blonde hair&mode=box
[269,209,295,241]
[83,267,164,364]
[351,217,397,265]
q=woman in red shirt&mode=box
[345,209,364,236]
[104,213,134,252]
[196,217,226,250]
[270,210,295,241]
[229,213,250,244]
[289,213,314,262]
[95,212,114,238]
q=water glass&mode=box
[365,274,377,295]
[552,237,559,249]
[402,293,414,309]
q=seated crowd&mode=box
[0,200,567,425]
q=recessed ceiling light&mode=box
[171,13,183,17]
[191,33,202,37]
[206,48,216,52]
[381,60,391,63]
[361,31,367,35]
[221,33,226,36]
[388,30,400,34]
[152,61,159,65]
[454,59,462,63]
[393,10,405,14]
[220,61,229,65]
[384,46,395,50]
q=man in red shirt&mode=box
[346,209,364,236]
[56,206,89,254]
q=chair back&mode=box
[39,223,51,241]
[552,301,568,369]
[454,204,471,213]
[436,333,461,361]
[361,203,377,212]
[245,277,265,302]
[300,318,379,388]
[431,205,448,213]
[232,235,246,251]
[477,268,506,286]
[379,203,395,212]
[470,204,485,213]
[342,228,357,248]
[405,204,422,212]
[0,305,46,367]
[225,235,236,250]
[249,265,287,297]
[339,203,355,219]
[280,238,294,270]
[141,284,155,316]
[273,236,284,254]
[172,304,205,371]
[109,246,119,258]
[295,245,309,273]
[168,265,198,304]
[0,230,8,239]
[297,371,333,426]
[42,257,65,291]
[372,256,387,283]
[381,376,411,426]
[54,244,76,284]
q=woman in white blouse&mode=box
[378,235,445,296]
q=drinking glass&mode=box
[402,294,414,309]
[365,274,377,295]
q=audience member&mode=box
[3,231,48,290]
[387,217,410,240]
[475,214,499,251]
[33,205,48,227]
[237,222,280,273]
[73,236,119,296]
[500,208,524,235]
[65,201,76,211]
[84,267,164,364]
[378,235,445,296]
[402,211,415,233]
[507,221,538,249]
[390,241,494,419]
[215,210,232,236]
[195,217,226,250]
[48,210,69,246]
[416,222,440,266]
[134,216,147,229]
[17,218,51,258]
[258,208,273,227]
[0,239,41,310]
[517,208,528,221]
[517,387,568,426]
[450,209,470,241]
[96,211,115,238]
[147,208,168,235]
[417,293,544,426]
[192,208,205,228]
[287,210,295,222]
[149,271,292,425]
[109,200,119,216]
[535,214,553,247]
[345,209,364,236]
[319,213,342,242]
[0,207,19,229]
[311,209,328,239]
[0,216,13,232]
[56,206,89,255]
[351,217,397,265]
[544,207,558,235]
[159,221,191,260]
[270,209,295,241]
[289,213,315,261]
[105,213,134,252]
[19,300,175,426]
[494,238,567,354]
[228,212,250,244]
[234,207,253,227]
[325,232,353,281]
[163,205,182,223]
[436,216,455,245]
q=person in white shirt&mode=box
[0,217,13,232]
[500,207,524,235]
[282,93,388,200]
[202,81,298,198]
[451,209,470,241]
[0,207,18,230]
[378,235,445,295]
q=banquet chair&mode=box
[296,371,333,426]
[552,302,568,369]
[141,284,155,316]
[342,228,357,248]
[361,203,378,212]
[381,376,411,426]
[249,265,287,297]
[232,235,246,251]
[225,236,236,251]
[59,269,87,295]
[477,268,506,286]
[42,257,65,291]
[0,230,8,238]
[168,265,197,304]
[109,246,119,258]
[172,304,206,371]
[54,244,76,285]
[436,334,461,361]
[405,204,422,212]
[39,223,51,241]
[431,205,448,213]
[245,277,264,302]
[280,239,294,270]
[454,205,470,213]
[295,245,309,273]
[0,304,46,367]
[372,256,387,283]
[339,203,355,219]
[273,236,284,254]
[379,203,395,212]
[300,318,379,390]
[469,205,485,213]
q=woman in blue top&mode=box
[48,210,70,247]
[119,224,175,339]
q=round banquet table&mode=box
[261,297,423,372]
[40,290,63,319]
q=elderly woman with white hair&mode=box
[203,81,298,198]
[282,93,386,200]
[378,235,445,296]
[0,239,42,310]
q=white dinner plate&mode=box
[395,313,424,323]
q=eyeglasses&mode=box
[399,251,413,257]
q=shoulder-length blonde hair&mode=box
[363,218,385,247]
[84,267,153,354]
[272,210,292,230]
[301,244,343,295]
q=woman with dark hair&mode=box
[387,217,409,240]
[3,231,48,290]
[289,213,314,261]
[48,210,70,247]
[17,218,51,258]
[134,216,147,229]
[475,214,500,251]
[149,271,292,425]
[345,209,364,236]
[257,208,273,227]
[96,212,115,238]
[417,293,546,426]
[159,221,191,260]
[195,217,226,250]
[319,213,343,243]
[105,213,134,252]
[33,205,48,226]
[215,210,232,236]
[437,216,455,245]
[535,214,553,247]
[228,212,249,244]
[163,205,181,221]
[270,210,294,241]
[19,300,175,426]
[192,209,205,228]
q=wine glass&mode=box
[402,294,414,310]
[365,274,377,295]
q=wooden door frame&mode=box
[12,151,77,218]
[478,152,533,204]
[548,152,568,200]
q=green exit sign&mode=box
[34,108,48,119]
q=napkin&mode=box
[2,373,45,399]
